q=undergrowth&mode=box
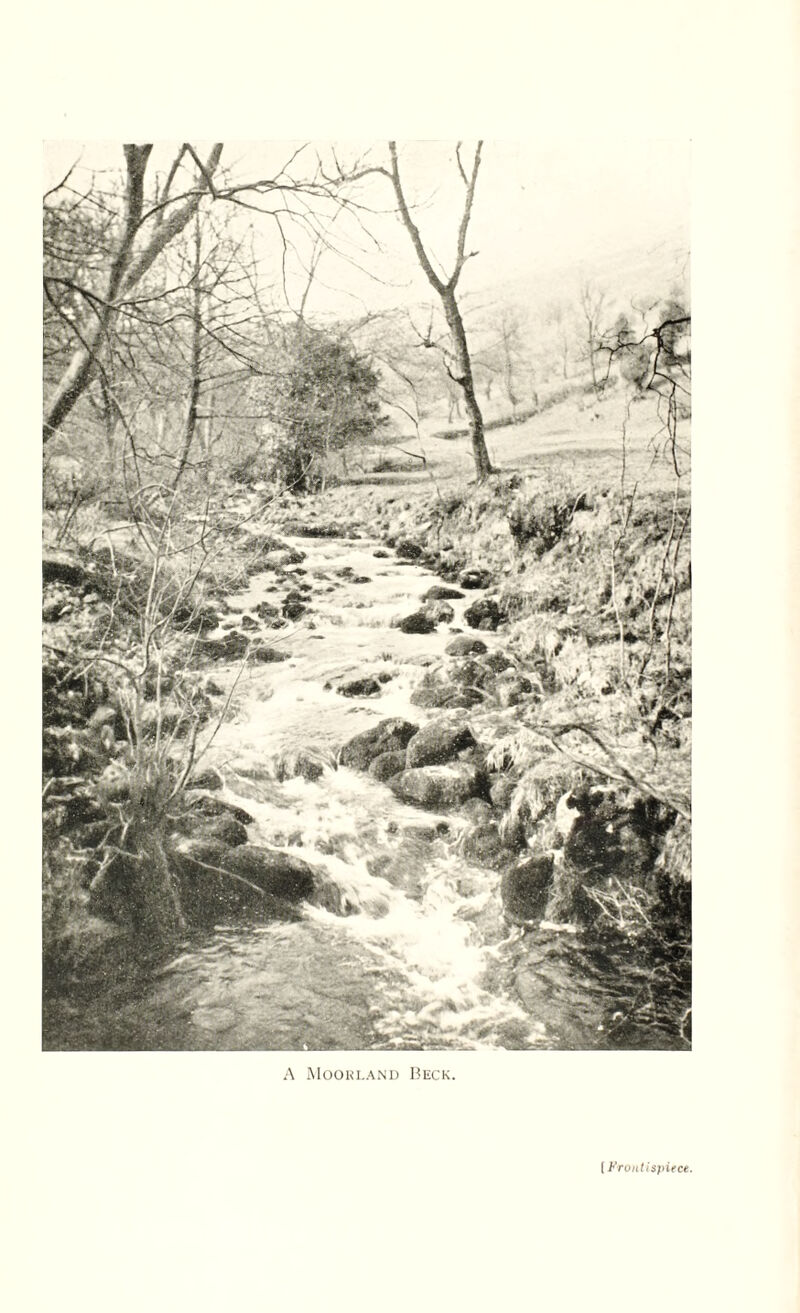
[42,481,273,958]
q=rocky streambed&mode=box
[42,512,691,1051]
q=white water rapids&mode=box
[45,532,689,1051]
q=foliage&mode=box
[618,341,655,391]
[610,313,636,347]
[259,325,387,492]
[657,296,690,362]
[507,489,578,554]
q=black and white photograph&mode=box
[10,3,797,1311]
[42,138,692,1052]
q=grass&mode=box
[317,384,688,514]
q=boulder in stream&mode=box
[395,538,422,559]
[338,676,382,698]
[369,750,409,782]
[251,645,289,663]
[410,656,496,710]
[422,600,455,624]
[279,521,341,538]
[170,838,317,923]
[273,748,327,782]
[188,767,225,792]
[273,547,306,567]
[221,844,318,899]
[169,811,250,848]
[182,795,255,826]
[242,530,285,554]
[489,773,518,812]
[460,821,510,871]
[185,605,221,635]
[464,597,503,631]
[457,797,495,824]
[450,657,496,690]
[390,763,486,810]
[394,610,436,635]
[255,600,284,626]
[410,675,483,710]
[459,568,494,590]
[405,720,476,768]
[423,585,464,601]
[199,631,250,660]
[500,853,555,924]
[445,635,487,656]
[339,718,419,772]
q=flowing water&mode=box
[44,532,690,1051]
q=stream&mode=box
[44,531,690,1051]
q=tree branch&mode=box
[450,140,482,286]
[387,142,445,295]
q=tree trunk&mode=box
[447,390,463,423]
[201,389,215,489]
[588,326,599,395]
[173,213,203,491]
[442,289,493,479]
[173,374,201,491]
[120,826,185,942]
[502,335,518,417]
[98,374,120,480]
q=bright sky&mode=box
[43,139,690,319]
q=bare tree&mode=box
[543,300,572,380]
[43,140,360,453]
[388,142,493,478]
[46,184,275,507]
[578,280,607,397]
[493,305,533,419]
[445,375,465,424]
[43,144,225,444]
[338,142,494,480]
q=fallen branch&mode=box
[524,718,691,821]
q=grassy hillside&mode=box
[355,378,688,496]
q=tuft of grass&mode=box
[506,487,579,554]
